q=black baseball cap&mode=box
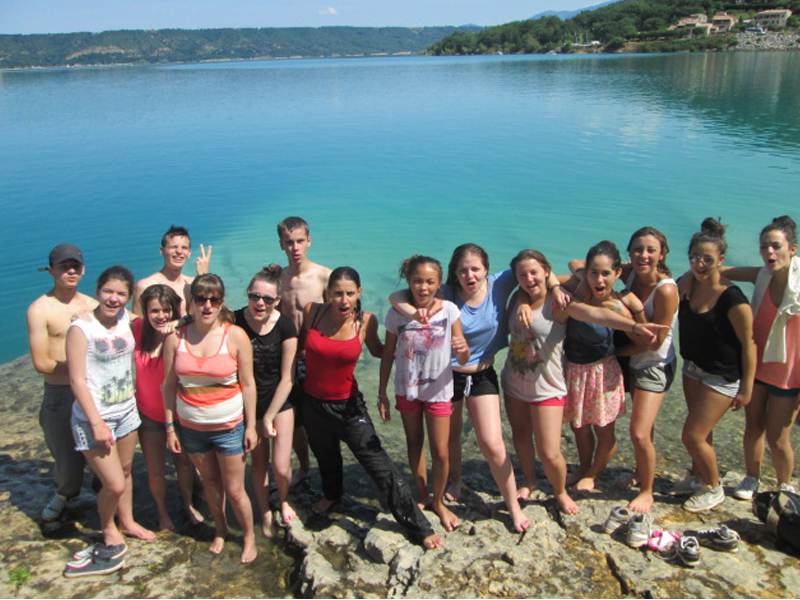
[46,244,84,268]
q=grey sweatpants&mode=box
[38,383,85,498]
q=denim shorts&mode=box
[72,406,141,452]
[630,359,677,394]
[179,421,245,456]
[683,360,740,398]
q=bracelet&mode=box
[165,421,176,429]
[548,283,561,291]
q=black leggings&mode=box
[302,391,434,543]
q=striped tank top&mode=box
[175,324,243,431]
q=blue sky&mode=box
[0,1,592,34]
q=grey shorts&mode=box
[682,360,740,398]
[630,359,677,394]
[72,407,141,452]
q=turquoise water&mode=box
[1,52,799,364]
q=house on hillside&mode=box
[711,12,738,33]
[754,9,792,30]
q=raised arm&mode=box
[195,243,213,276]
[556,301,664,346]
[67,325,113,451]
[719,265,760,284]
[377,331,398,422]
[27,302,67,377]
[728,303,756,411]
[263,336,298,437]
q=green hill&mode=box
[429,1,800,55]
[0,26,478,69]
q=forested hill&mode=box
[0,26,477,68]
[429,0,800,55]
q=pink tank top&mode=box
[753,292,800,390]
[132,318,166,423]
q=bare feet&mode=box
[120,521,156,541]
[209,535,225,555]
[185,503,205,526]
[444,480,463,502]
[517,481,537,502]
[422,532,442,549]
[511,510,531,533]
[280,502,297,526]
[556,492,579,515]
[627,491,654,513]
[241,534,258,564]
[573,476,596,492]
[261,510,276,538]
[566,469,586,487]
[432,502,460,532]
[157,513,176,532]
[312,497,337,515]
[417,494,433,512]
[290,468,309,489]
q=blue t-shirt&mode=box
[442,269,516,367]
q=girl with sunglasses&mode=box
[162,273,259,563]
[235,265,298,536]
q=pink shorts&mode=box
[395,395,453,417]
[531,396,567,407]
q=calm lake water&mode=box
[2,51,799,596]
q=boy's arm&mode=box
[27,302,67,377]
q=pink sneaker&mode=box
[647,529,681,552]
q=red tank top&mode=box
[303,326,362,401]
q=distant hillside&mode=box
[532,0,618,20]
[0,26,479,68]
[431,0,799,55]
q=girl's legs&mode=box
[567,422,595,485]
[172,451,204,525]
[765,392,800,485]
[574,422,617,492]
[115,431,155,540]
[250,430,274,537]
[83,444,127,547]
[628,389,665,512]
[742,384,768,479]
[504,395,537,500]
[218,452,257,564]
[425,410,459,531]
[139,427,174,530]
[273,409,296,524]
[188,451,227,554]
[530,404,577,514]
[467,394,530,532]
[681,377,732,487]
[400,409,429,509]
[446,401,464,501]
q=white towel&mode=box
[751,255,800,363]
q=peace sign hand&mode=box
[196,244,213,275]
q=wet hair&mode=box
[277,216,309,239]
[446,243,490,289]
[139,284,181,354]
[190,273,234,324]
[689,217,727,256]
[160,225,190,248]
[627,226,671,276]
[96,265,134,295]
[247,263,283,293]
[760,215,797,247]
[399,255,442,282]
[586,240,622,271]
[328,266,363,324]
[509,249,552,276]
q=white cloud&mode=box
[318,6,338,16]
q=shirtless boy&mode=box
[277,217,332,484]
[132,225,212,316]
[27,244,97,521]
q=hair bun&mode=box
[700,217,726,238]
[772,215,797,233]
[261,263,283,278]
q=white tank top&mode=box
[626,272,677,370]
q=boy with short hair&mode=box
[27,244,97,521]
[132,225,212,316]
[277,217,331,484]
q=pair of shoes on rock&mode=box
[683,484,725,513]
[63,543,126,578]
[685,524,740,553]
[601,507,653,549]
[658,534,700,568]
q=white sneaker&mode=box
[671,472,702,496]
[778,483,797,494]
[683,484,725,513]
[41,493,67,522]
[733,476,759,501]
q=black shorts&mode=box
[289,358,307,425]
[255,394,293,421]
[452,367,500,402]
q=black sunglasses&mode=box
[193,295,223,307]
[247,293,277,305]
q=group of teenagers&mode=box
[26,213,799,576]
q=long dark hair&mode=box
[586,240,622,270]
[689,217,727,256]
[139,284,181,354]
[328,266,363,324]
[627,226,671,276]
[446,243,489,289]
[190,273,235,324]
[96,265,134,295]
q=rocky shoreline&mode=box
[734,31,800,51]
[0,355,797,598]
